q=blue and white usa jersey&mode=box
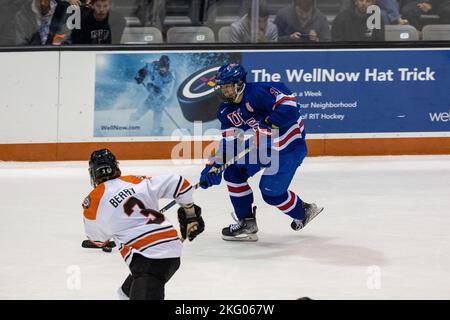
[217,82,305,155]
[142,61,175,98]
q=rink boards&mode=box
[0,48,449,160]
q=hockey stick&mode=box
[140,83,183,131]
[159,145,254,214]
[81,239,116,252]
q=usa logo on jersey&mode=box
[270,87,281,97]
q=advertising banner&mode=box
[94,49,450,138]
[241,49,450,134]
[94,52,240,137]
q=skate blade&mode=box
[305,207,324,226]
[222,233,258,242]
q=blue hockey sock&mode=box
[262,190,305,220]
[226,181,254,220]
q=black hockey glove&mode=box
[135,68,147,84]
[177,204,204,242]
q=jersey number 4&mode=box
[123,197,165,225]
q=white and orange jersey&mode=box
[82,174,193,265]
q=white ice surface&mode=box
[1,155,450,300]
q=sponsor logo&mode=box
[269,87,281,97]
[429,110,450,122]
[82,196,91,209]
[181,66,220,99]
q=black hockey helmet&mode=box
[88,149,121,187]
[159,55,170,68]
[158,55,170,75]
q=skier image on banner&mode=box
[131,55,175,135]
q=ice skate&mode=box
[222,206,258,241]
[291,202,324,231]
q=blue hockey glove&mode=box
[199,161,222,189]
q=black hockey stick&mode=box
[140,83,183,131]
[81,240,116,252]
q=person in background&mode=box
[133,0,165,29]
[132,55,176,135]
[378,0,409,24]
[230,0,278,43]
[401,0,450,28]
[332,0,385,41]
[0,0,24,46]
[274,0,331,43]
[340,0,409,25]
[438,0,450,23]
[70,0,125,44]
[14,0,70,45]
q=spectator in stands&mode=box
[230,1,278,43]
[332,0,385,41]
[378,0,410,24]
[65,0,91,5]
[341,0,408,25]
[438,1,450,23]
[400,0,444,29]
[14,0,71,45]
[134,0,165,29]
[274,0,331,43]
[70,0,125,44]
[0,0,23,45]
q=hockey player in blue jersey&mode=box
[132,55,175,135]
[199,63,323,241]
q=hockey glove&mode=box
[135,68,147,84]
[135,75,144,84]
[199,161,222,189]
[177,204,204,242]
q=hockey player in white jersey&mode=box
[82,149,204,300]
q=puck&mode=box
[177,66,222,122]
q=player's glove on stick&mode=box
[199,161,223,189]
[177,204,204,242]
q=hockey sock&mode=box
[262,190,305,220]
[226,181,254,220]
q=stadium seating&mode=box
[166,26,216,43]
[422,24,450,40]
[385,24,419,41]
[120,27,163,44]
[218,25,232,42]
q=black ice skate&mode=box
[291,202,324,231]
[222,206,258,241]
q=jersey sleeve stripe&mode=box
[176,178,192,197]
[273,95,297,109]
[177,185,193,196]
[172,176,183,198]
